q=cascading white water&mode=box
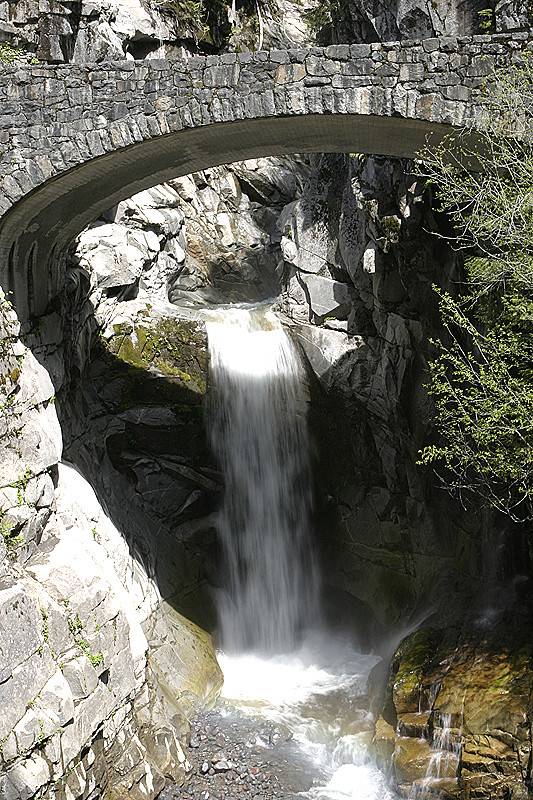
[206,304,320,653]
[412,712,461,799]
[205,302,401,800]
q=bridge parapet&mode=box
[2,33,532,214]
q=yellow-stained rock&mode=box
[144,601,223,720]
[398,711,431,738]
[371,716,397,772]
[380,614,533,800]
[393,736,433,784]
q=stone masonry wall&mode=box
[2,33,531,218]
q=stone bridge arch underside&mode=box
[0,33,527,319]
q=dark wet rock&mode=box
[372,603,533,800]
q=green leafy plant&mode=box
[156,0,210,39]
[416,55,533,521]
[0,41,38,64]
[418,286,533,521]
[155,0,231,46]
[68,613,104,669]
[477,7,495,31]
[10,469,32,506]
[0,513,24,556]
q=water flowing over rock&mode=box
[206,305,320,653]
[370,603,533,800]
[2,0,533,795]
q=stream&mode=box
[167,635,399,800]
[218,639,398,800]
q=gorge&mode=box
[1,1,532,799]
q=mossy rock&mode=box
[105,317,208,396]
[92,316,209,429]
[144,602,223,721]
[392,627,440,714]
[379,611,533,800]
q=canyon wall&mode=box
[0,1,532,799]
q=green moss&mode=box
[67,613,104,668]
[9,468,32,506]
[0,42,38,64]
[377,215,401,252]
[68,614,83,636]
[393,628,439,711]
[1,513,24,556]
[106,318,207,394]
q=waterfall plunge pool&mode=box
[217,634,399,800]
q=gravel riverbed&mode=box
[159,708,326,800]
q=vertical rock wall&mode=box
[273,153,488,631]
[0,292,222,800]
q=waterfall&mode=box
[206,304,320,654]
[412,713,461,799]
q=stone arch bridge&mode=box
[0,32,529,319]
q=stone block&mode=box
[422,38,439,52]
[275,62,305,84]
[73,683,114,748]
[304,86,323,113]
[0,647,56,742]
[371,717,397,771]
[14,708,48,753]
[143,603,222,720]
[298,274,352,318]
[203,64,239,88]
[57,719,82,770]
[393,736,433,784]
[5,753,50,800]
[343,59,374,76]
[62,656,99,701]
[304,75,331,87]
[350,43,372,57]
[34,668,75,726]
[325,44,350,60]
[400,62,425,81]
[0,584,43,681]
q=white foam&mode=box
[219,640,395,800]
[205,308,299,378]
[219,651,334,709]
[307,763,398,800]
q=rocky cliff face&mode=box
[1,1,532,799]
[0,291,222,800]
[0,0,528,67]
[277,152,484,629]
[0,0,318,63]
[0,153,312,798]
